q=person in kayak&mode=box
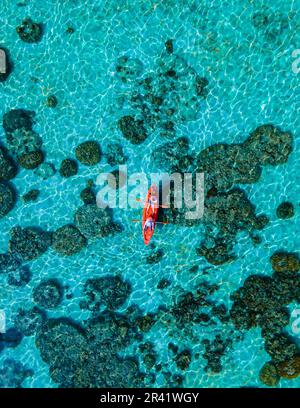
[144,217,155,232]
[147,194,158,212]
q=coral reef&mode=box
[34,162,56,179]
[202,335,233,373]
[139,341,157,371]
[36,319,87,387]
[16,18,43,43]
[3,109,44,170]
[0,359,33,387]
[197,142,261,191]
[118,115,147,144]
[59,158,78,178]
[0,147,17,180]
[33,279,63,309]
[7,265,31,287]
[252,8,289,43]
[0,251,29,287]
[8,226,52,261]
[230,251,300,385]
[152,137,194,172]
[75,141,101,166]
[230,275,278,330]
[270,251,300,274]
[0,252,22,273]
[160,123,292,264]
[14,307,45,336]
[197,238,236,266]
[259,361,280,386]
[143,353,157,370]
[264,334,298,365]
[115,55,143,83]
[106,143,127,166]
[46,95,58,108]
[174,349,192,370]
[0,327,23,353]
[0,182,16,218]
[36,314,144,387]
[18,149,44,169]
[277,356,300,379]
[74,204,121,239]
[170,282,219,327]
[52,224,87,256]
[157,278,171,290]
[196,124,293,191]
[163,127,290,262]
[165,39,174,54]
[122,45,209,140]
[146,249,164,265]
[0,29,297,389]
[252,12,269,29]
[85,311,140,355]
[276,201,294,219]
[3,109,35,134]
[196,188,269,265]
[135,314,156,333]
[195,76,209,97]
[80,275,131,312]
[80,186,96,205]
[22,189,40,203]
[168,342,179,354]
[211,304,230,324]
[66,26,75,34]
[244,124,293,166]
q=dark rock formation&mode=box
[74,204,121,239]
[80,275,131,312]
[33,279,63,309]
[0,182,16,218]
[75,141,101,166]
[276,201,294,219]
[118,115,147,144]
[16,18,43,43]
[59,158,78,178]
[8,226,52,261]
[52,224,87,256]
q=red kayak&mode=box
[142,184,159,245]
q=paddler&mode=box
[147,194,158,212]
[143,216,155,232]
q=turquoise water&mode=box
[0,0,299,388]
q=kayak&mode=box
[142,184,159,245]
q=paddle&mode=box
[135,198,169,208]
[131,219,170,224]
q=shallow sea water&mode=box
[0,0,299,388]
